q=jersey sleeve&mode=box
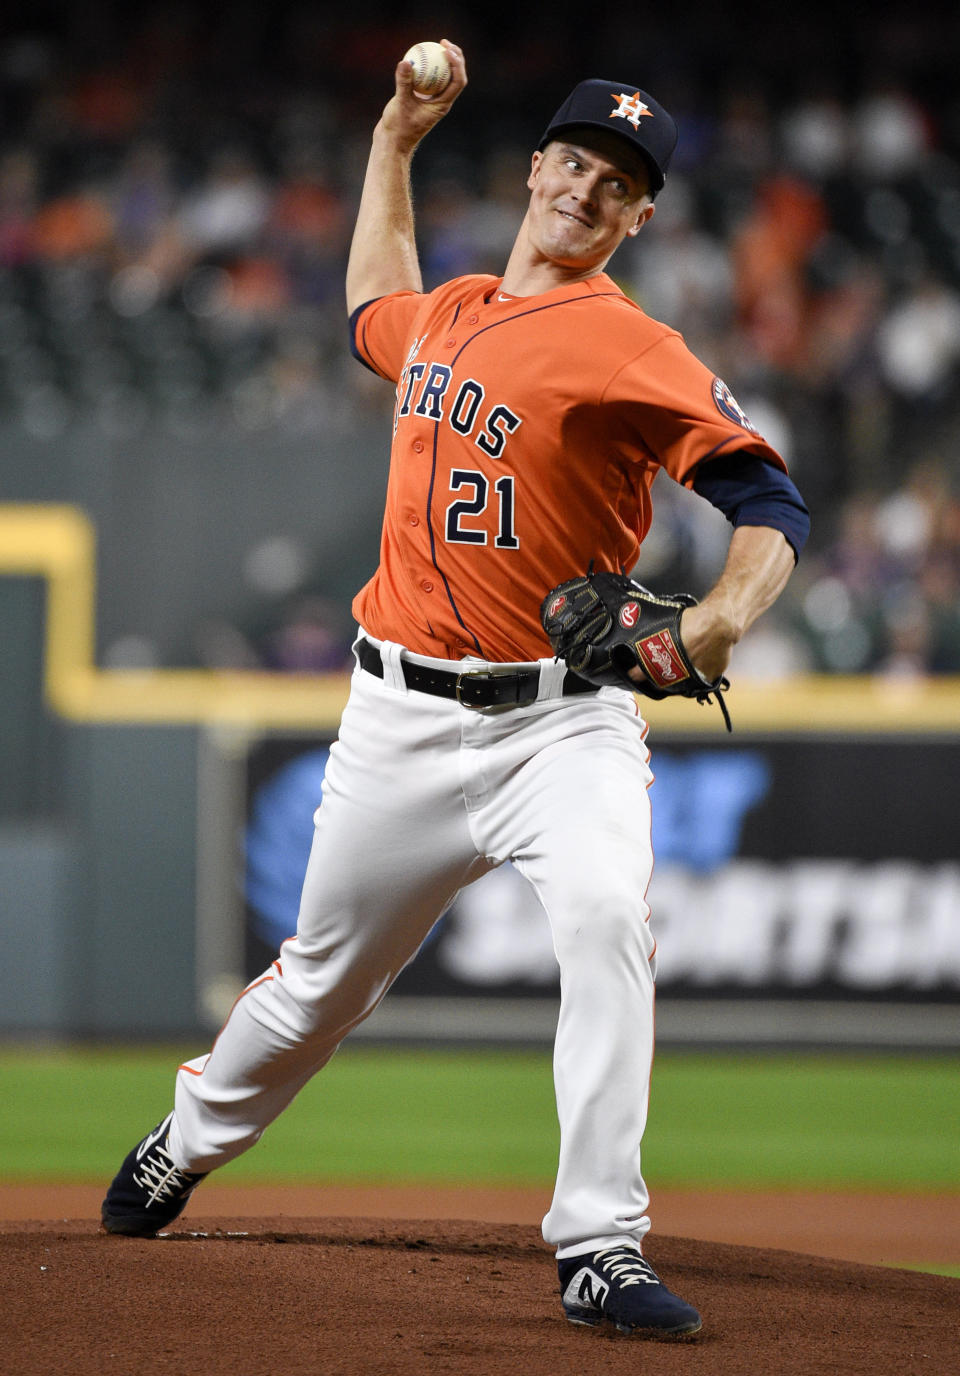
[606,332,787,484]
[692,452,810,559]
[349,291,424,382]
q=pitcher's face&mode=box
[525,133,655,273]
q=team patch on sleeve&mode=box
[712,377,759,433]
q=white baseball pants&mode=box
[170,636,659,1258]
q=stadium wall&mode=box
[1,504,958,1045]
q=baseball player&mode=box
[102,43,809,1338]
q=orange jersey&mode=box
[351,272,786,662]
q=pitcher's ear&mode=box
[626,202,656,238]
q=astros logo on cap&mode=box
[610,92,654,130]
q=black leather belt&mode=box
[357,638,597,708]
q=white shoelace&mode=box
[593,1248,661,1288]
[133,1144,196,1206]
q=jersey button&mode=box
[467,314,479,324]
[409,515,420,526]
[444,338,456,348]
[421,579,434,593]
[413,440,424,453]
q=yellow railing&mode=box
[3,503,959,733]
[1,504,350,727]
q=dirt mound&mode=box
[2,1217,957,1375]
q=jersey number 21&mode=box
[445,470,519,549]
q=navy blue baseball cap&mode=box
[538,78,679,195]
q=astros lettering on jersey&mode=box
[352,271,785,663]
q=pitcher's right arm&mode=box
[346,40,467,314]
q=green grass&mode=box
[645,1052,960,1189]
[904,1264,960,1279]
[0,1044,958,1191]
[0,1043,558,1183]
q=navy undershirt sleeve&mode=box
[348,299,384,374]
[692,452,810,560]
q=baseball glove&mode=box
[541,569,732,730]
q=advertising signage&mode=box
[243,735,960,1003]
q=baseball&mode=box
[402,41,451,97]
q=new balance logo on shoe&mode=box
[578,1271,607,1309]
[135,1113,173,1162]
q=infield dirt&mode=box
[2,1198,958,1375]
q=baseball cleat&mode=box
[558,1246,702,1336]
[100,1112,207,1236]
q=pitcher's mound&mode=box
[2,1217,957,1375]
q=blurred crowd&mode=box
[1,3,960,676]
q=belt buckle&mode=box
[455,667,532,709]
